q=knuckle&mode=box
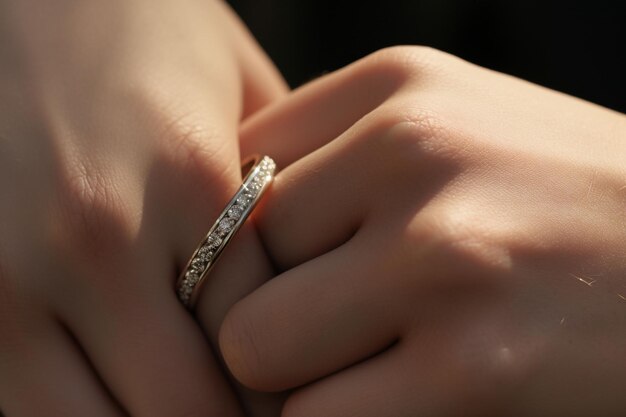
[54,160,135,258]
[358,104,461,172]
[159,116,238,195]
[408,207,512,278]
[362,45,450,83]
[381,106,449,155]
[219,303,269,391]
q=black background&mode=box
[228,0,626,113]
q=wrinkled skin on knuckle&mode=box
[380,106,459,164]
[362,45,453,86]
[438,219,513,275]
[341,46,451,106]
[219,303,270,391]
[52,159,137,264]
[123,79,240,202]
[346,48,476,182]
[356,105,470,216]
[398,205,514,294]
[157,114,240,200]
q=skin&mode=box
[0,0,287,416]
[221,46,626,416]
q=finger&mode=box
[281,343,438,417]
[250,111,381,270]
[220,236,402,392]
[0,312,123,417]
[282,347,408,417]
[178,178,286,416]
[56,253,244,417]
[282,330,502,417]
[214,1,289,119]
[154,57,286,415]
[239,50,404,169]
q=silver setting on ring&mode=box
[176,155,276,308]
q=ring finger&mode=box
[55,243,244,417]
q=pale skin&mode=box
[222,46,626,416]
[1,1,625,417]
[0,0,286,416]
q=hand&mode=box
[0,1,286,416]
[221,46,626,416]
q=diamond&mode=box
[197,245,213,261]
[186,271,200,284]
[206,234,222,249]
[261,157,276,172]
[227,205,244,220]
[217,218,235,235]
[236,193,252,206]
[191,257,206,271]
[247,183,261,196]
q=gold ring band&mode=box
[176,155,276,309]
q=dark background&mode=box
[227,0,626,113]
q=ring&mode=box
[176,155,276,309]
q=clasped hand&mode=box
[1,2,625,417]
[223,46,626,417]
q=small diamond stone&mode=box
[188,265,202,276]
[236,194,252,206]
[197,245,213,261]
[261,158,276,172]
[227,205,244,220]
[191,257,206,271]
[217,218,235,235]
[186,271,200,284]
[247,183,261,196]
[207,234,222,249]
